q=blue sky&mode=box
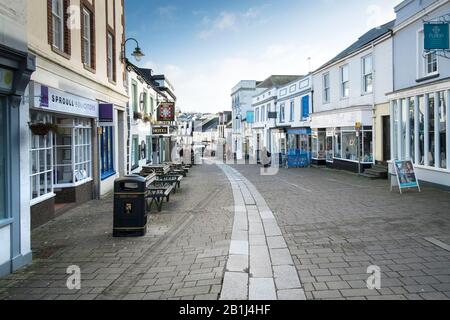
[125,0,401,113]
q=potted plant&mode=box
[29,123,60,136]
[143,114,152,123]
[134,112,143,120]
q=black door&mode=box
[382,116,391,162]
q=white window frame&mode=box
[362,54,373,94]
[340,64,349,98]
[82,8,92,67]
[425,51,438,76]
[107,33,114,81]
[417,28,439,79]
[280,103,285,123]
[52,0,64,51]
[290,100,294,122]
[54,118,93,188]
[30,115,55,205]
[323,73,330,104]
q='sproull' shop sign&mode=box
[31,82,98,118]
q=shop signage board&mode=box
[268,112,277,119]
[157,102,175,121]
[424,23,449,50]
[31,82,98,118]
[152,126,169,135]
[391,160,421,194]
[99,104,113,123]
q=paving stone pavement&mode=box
[232,165,450,300]
[0,164,234,300]
[217,163,305,300]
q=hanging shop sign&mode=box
[157,102,175,121]
[0,67,14,92]
[424,23,449,50]
[31,82,98,118]
[99,104,114,123]
[391,160,421,194]
[152,126,169,135]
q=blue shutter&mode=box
[301,96,309,120]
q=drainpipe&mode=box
[371,41,376,167]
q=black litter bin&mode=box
[113,175,148,237]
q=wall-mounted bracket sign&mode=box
[157,102,175,121]
[390,160,421,194]
[424,22,449,50]
[246,111,254,123]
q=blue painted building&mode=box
[0,1,35,277]
[387,0,450,187]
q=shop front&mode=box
[271,129,287,167]
[28,82,98,228]
[0,46,35,276]
[287,128,311,168]
[311,107,374,172]
[152,126,171,164]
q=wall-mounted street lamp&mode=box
[122,38,145,62]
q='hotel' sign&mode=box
[152,127,169,135]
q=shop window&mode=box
[393,100,399,160]
[326,133,333,162]
[418,96,425,165]
[438,91,447,169]
[100,126,115,180]
[146,135,152,163]
[401,99,407,158]
[312,130,326,160]
[54,118,92,186]
[429,95,435,167]
[0,104,6,220]
[362,130,373,163]
[334,128,342,159]
[30,113,54,201]
[342,129,357,161]
[131,135,139,169]
[409,99,415,163]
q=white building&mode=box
[251,75,300,162]
[312,21,394,173]
[126,62,160,174]
[231,80,262,160]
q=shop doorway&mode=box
[382,116,391,163]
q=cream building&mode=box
[23,0,129,229]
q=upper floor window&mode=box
[323,73,330,103]
[132,81,138,113]
[280,103,285,123]
[107,33,115,82]
[51,0,64,51]
[81,7,95,69]
[341,64,349,98]
[362,55,373,93]
[425,51,438,75]
[290,101,294,122]
[255,107,260,123]
[261,105,266,122]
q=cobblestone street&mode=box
[233,165,450,300]
[0,165,234,300]
[1,163,450,300]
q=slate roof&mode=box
[257,75,302,89]
[316,20,395,71]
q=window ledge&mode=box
[101,171,117,181]
[30,193,56,207]
[416,73,440,83]
[51,46,71,60]
[83,64,96,74]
